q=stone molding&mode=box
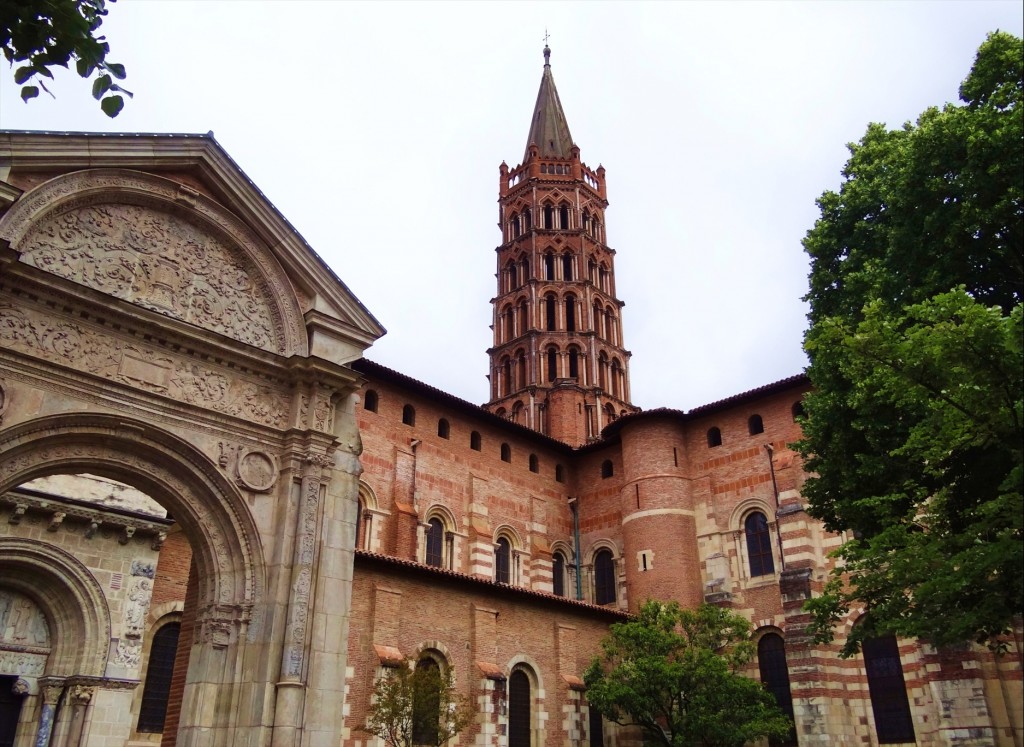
[0,168,307,358]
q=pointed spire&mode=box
[524,43,574,161]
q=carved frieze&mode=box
[0,303,289,428]
[0,650,47,677]
[16,201,282,352]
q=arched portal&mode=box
[0,414,264,744]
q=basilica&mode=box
[0,46,1019,747]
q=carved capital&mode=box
[69,684,94,706]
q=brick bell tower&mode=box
[485,45,637,446]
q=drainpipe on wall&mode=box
[569,496,582,600]
[764,443,786,572]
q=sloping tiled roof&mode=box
[601,374,809,439]
[355,549,630,620]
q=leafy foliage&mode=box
[360,659,473,747]
[1,0,131,116]
[799,31,1023,654]
[583,601,792,747]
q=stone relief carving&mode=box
[16,203,282,353]
[0,589,50,649]
[0,303,289,428]
[123,576,153,639]
[113,639,141,669]
[130,560,156,579]
[236,449,278,492]
[0,379,7,424]
[0,650,47,677]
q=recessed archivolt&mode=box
[0,537,111,678]
[0,168,307,357]
[0,413,264,617]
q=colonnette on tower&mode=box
[0,43,1019,747]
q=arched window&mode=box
[402,404,416,426]
[425,517,444,567]
[502,358,512,396]
[521,257,530,282]
[707,427,722,448]
[745,511,775,577]
[509,669,532,747]
[413,657,441,745]
[504,308,515,342]
[758,634,796,746]
[610,359,622,398]
[517,351,527,389]
[792,401,805,421]
[582,210,591,233]
[560,204,570,229]
[589,702,605,747]
[511,212,521,238]
[594,549,616,605]
[524,208,532,229]
[600,459,613,478]
[562,253,573,280]
[437,418,450,439]
[544,252,555,281]
[501,443,512,463]
[547,348,558,382]
[552,551,566,597]
[543,204,554,230]
[568,349,579,379]
[863,635,916,744]
[137,622,181,732]
[565,296,576,332]
[545,294,557,331]
[529,454,539,473]
[470,431,482,451]
[355,498,363,550]
[363,389,379,413]
[598,352,609,390]
[748,414,764,435]
[495,537,511,584]
[555,464,565,483]
[505,261,517,292]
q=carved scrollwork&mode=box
[0,303,290,428]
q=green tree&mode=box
[583,601,792,747]
[361,658,474,747]
[799,31,1023,655]
[1,0,130,116]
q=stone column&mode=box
[34,678,64,747]
[272,453,329,747]
[64,685,93,747]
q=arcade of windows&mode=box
[504,203,605,243]
[499,252,614,297]
[497,288,617,348]
[492,346,626,400]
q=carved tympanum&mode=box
[17,202,281,352]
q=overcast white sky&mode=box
[1,1,1021,411]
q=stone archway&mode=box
[0,414,265,745]
[0,133,383,747]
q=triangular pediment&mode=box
[0,131,384,364]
